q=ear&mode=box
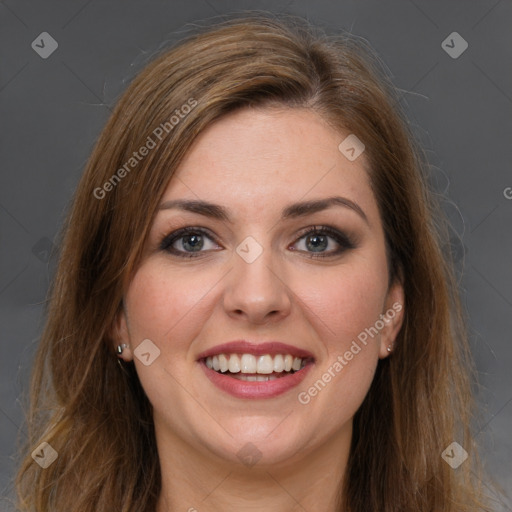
[110,301,133,362]
[378,280,405,359]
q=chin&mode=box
[197,417,309,467]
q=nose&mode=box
[222,242,292,325]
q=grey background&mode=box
[1,0,511,509]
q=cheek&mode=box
[293,264,386,422]
[125,260,214,344]
[297,258,389,352]
[123,260,218,414]
[291,246,389,416]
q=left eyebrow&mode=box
[158,195,369,225]
[281,196,368,225]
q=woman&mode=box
[15,13,492,512]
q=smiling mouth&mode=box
[203,353,312,381]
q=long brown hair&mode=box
[15,13,492,511]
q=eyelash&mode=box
[159,225,356,259]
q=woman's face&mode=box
[115,107,404,467]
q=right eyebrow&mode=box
[158,195,369,225]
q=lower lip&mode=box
[199,360,313,399]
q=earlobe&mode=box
[378,281,405,359]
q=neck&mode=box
[155,422,351,512]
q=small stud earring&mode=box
[116,343,129,356]
[116,344,132,376]
[387,345,393,353]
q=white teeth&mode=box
[256,375,274,381]
[228,354,240,373]
[240,354,257,373]
[204,353,309,375]
[218,354,229,373]
[257,355,274,374]
[232,374,278,381]
[273,354,284,372]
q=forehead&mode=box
[162,107,377,222]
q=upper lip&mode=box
[196,341,315,361]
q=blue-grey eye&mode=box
[160,227,219,257]
[292,226,355,258]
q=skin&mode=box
[112,107,404,511]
